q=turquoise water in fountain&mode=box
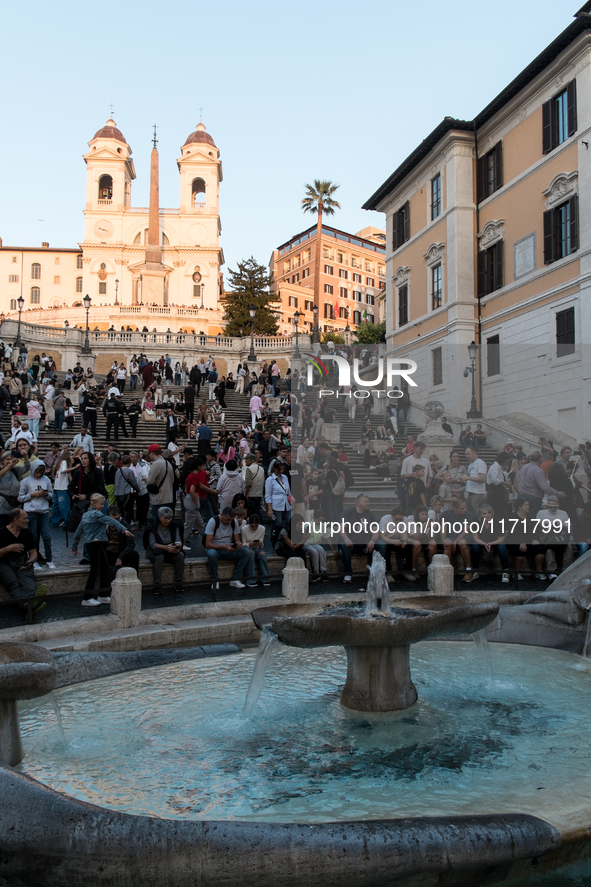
[16,641,591,825]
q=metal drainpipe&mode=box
[474,121,483,416]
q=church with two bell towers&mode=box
[0,116,225,332]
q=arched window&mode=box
[30,287,40,304]
[98,174,113,201]
[161,232,169,246]
[133,231,141,244]
[31,263,41,280]
[76,276,83,293]
[76,254,83,269]
[191,178,206,206]
[10,299,16,310]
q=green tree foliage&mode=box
[354,321,386,343]
[321,332,345,345]
[222,257,281,336]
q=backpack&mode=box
[271,521,290,548]
[330,470,346,496]
[146,460,172,495]
[143,518,184,552]
[208,371,217,383]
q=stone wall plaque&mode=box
[514,233,536,280]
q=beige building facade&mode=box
[364,4,591,443]
[0,117,225,333]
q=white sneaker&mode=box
[97,595,111,603]
[548,573,558,580]
[46,562,56,570]
[502,573,510,583]
[33,562,41,571]
[81,598,101,607]
[229,580,246,588]
[182,545,191,551]
[516,573,524,581]
[535,572,547,580]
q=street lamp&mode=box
[293,310,301,358]
[312,304,319,344]
[200,283,205,310]
[81,294,92,355]
[115,278,119,305]
[15,295,25,348]
[463,340,481,418]
[248,303,257,362]
[344,308,351,345]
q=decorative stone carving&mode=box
[478,220,505,251]
[394,266,411,288]
[424,400,445,420]
[543,171,578,209]
[424,243,445,268]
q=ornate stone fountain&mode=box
[253,552,500,712]
[0,642,57,766]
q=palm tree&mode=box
[302,181,340,337]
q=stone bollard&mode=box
[282,557,309,604]
[110,567,142,628]
[427,554,455,596]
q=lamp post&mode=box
[344,308,351,346]
[312,304,319,344]
[464,340,481,418]
[200,283,205,310]
[15,295,24,348]
[115,278,119,306]
[248,304,257,362]
[81,294,92,355]
[293,310,301,358]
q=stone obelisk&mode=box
[140,127,167,305]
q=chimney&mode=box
[41,242,49,249]
[0,237,3,247]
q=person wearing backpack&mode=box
[322,455,346,522]
[146,444,175,520]
[204,506,255,592]
[114,455,140,523]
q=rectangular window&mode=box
[292,273,300,283]
[30,289,40,305]
[323,247,331,259]
[339,286,348,298]
[193,284,200,297]
[324,264,333,275]
[303,249,311,263]
[76,277,83,293]
[53,276,60,284]
[55,257,60,265]
[353,291,362,301]
[398,284,408,327]
[11,256,17,263]
[353,310,361,324]
[432,346,443,386]
[365,260,373,272]
[366,277,374,287]
[477,142,503,202]
[431,174,442,219]
[302,267,309,279]
[339,307,348,319]
[283,261,291,274]
[99,282,107,295]
[77,254,83,269]
[324,303,334,319]
[351,257,360,269]
[339,268,348,279]
[304,300,313,311]
[432,264,442,309]
[379,281,386,290]
[556,307,575,358]
[353,272,362,283]
[324,283,333,295]
[337,251,345,264]
[543,80,577,154]
[486,334,501,376]
[293,255,301,268]
[544,197,578,264]
[289,296,298,308]
[366,294,375,306]
[477,241,504,296]
[378,265,385,277]
[8,275,19,283]
[392,200,410,250]
[366,313,374,324]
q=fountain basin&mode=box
[0,642,56,767]
[253,599,499,711]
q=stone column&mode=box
[428,554,455,596]
[282,557,309,604]
[110,567,142,628]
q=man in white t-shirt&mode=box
[533,495,571,580]
[240,514,270,586]
[400,442,432,512]
[460,446,487,513]
[375,507,413,580]
[204,506,255,592]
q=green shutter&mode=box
[542,100,553,154]
[567,79,577,137]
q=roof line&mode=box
[275,222,386,252]
[0,246,82,253]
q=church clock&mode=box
[94,220,114,239]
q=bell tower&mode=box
[82,117,135,248]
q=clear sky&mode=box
[0,0,577,277]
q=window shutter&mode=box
[543,209,554,264]
[567,79,577,137]
[477,154,486,203]
[403,201,410,243]
[392,213,399,251]
[494,240,504,290]
[566,307,575,345]
[542,100,553,154]
[569,195,578,252]
[494,141,503,190]
[477,250,487,297]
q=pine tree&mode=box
[222,257,281,336]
